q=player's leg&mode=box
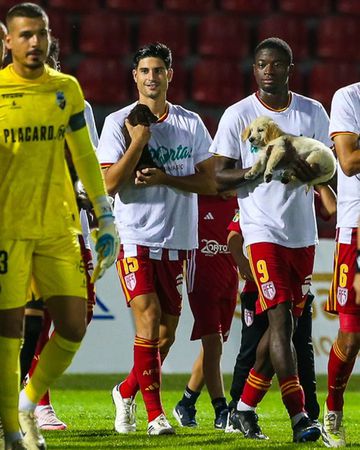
[20,298,44,384]
[0,239,37,449]
[292,292,320,422]
[229,289,268,410]
[323,234,359,448]
[173,349,203,428]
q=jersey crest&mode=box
[261,281,276,300]
[56,91,66,110]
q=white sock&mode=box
[236,399,255,412]
[18,389,37,412]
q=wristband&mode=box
[356,249,360,273]
[93,195,113,220]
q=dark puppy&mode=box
[122,103,163,171]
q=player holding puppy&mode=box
[210,37,332,443]
[97,42,216,436]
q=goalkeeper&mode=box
[0,3,119,450]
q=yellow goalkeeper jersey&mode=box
[0,64,85,239]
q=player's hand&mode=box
[91,196,120,283]
[135,167,167,186]
[125,119,151,149]
[292,157,320,182]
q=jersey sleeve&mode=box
[330,86,359,137]
[209,106,243,161]
[227,210,240,232]
[97,114,126,167]
[313,103,332,147]
[84,101,99,147]
[192,114,213,166]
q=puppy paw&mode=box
[264,173,273,183]
[245,171,256,180]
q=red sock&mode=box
[240,368,272,407]
[119,367,139,399]
[327,340,356,411]
[133,335,163,422]
[28,311,52,406]
[280,375,305,417]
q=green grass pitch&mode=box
[44,374,360,449]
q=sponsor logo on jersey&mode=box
[200,239,229,255]
[1,93,24,98]
[148,144,193,166]
[125,273,136,291]
[337,287,348,306]
[204,212,214,220]
[56,91,66,109]
[3,125,66,143]
[244,308,254,327]
[261,281,276,300]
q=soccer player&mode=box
[173,194,238,429]
[322,81,360,448]
[0,4,119,450]
[97,42,215,435]
[210,37,331,443]
[226,184,337,430]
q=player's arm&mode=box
[333,133,360,177]
[134,156,217,195]
[65,113,120,281]
[227,229,253,281]
[314,184,337,219]
[213,155,251,192]
[103,121,151,194]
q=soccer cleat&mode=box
[214,408,229,430]
[147,414,175,436]
[111,385,136,433]
[34,405,67,431]
[293,415,321,443]
[172,403,197,428]
[229,409,268,439]
[322,404,345,448]
[225,410,241,433]
[19,410,46,450]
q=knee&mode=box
[337,334,360,360]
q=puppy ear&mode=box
[265,121,280,143]
[242,126,250,141]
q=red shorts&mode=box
[187,253,238,341]
[247,242,315,317]
[116,246,185,317]
[78,235,96,313]
[325,229,358,315]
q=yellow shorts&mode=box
[0,233,87,310]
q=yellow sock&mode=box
[25,333,81,404]
[0,336,22,433]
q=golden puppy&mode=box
[242,116,336,186]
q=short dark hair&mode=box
[254,37,293,65]
[6,2,49,27]
[132,42,172,70]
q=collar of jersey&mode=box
[255,91,292,112]
[8,64,49,84]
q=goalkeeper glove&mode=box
[91,195,120,283]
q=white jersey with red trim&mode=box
[210,92,331,248]
[97,101,212,249]
[329,82,360,230]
